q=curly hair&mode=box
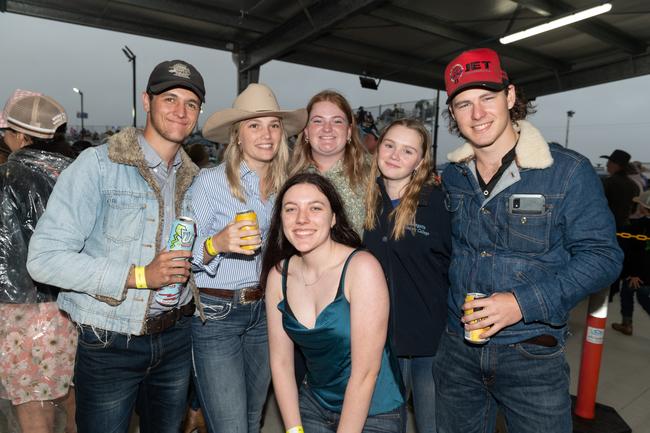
[444,85,536,137]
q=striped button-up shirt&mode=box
[190,161,274,290]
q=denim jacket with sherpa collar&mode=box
[27,127,205,335]
[442,120,622,345]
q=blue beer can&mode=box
[155,216,196,307]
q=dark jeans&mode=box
[434,329,571,433]
[74,316,192,433]
[398,356,437,433]
[191,295,270,433]
[299,384,406,433]
[620,282,650,319]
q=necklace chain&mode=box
[300,258,326,286]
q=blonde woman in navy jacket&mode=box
[363,118,451,433]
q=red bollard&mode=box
[574,289,608,419]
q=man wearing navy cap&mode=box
[28,60,205,433]
[435,48,622,433]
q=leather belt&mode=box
[198,286,263,305]
[142,301,195,335]
[522,334,557,347]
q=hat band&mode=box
[8,118,55,134]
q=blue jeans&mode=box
[399,356,437,433]
[620,282,650,319]
[434,329,571,433]
[299,384,406,433]
[191,295,270,433]
[74,315,192,433]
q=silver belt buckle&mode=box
[239,287,251,305]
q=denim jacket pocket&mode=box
[445,193,465,239]
[103,192,146,242]
[507,212,550,254]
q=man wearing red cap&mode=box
[435,48,622,433]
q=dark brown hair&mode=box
[260,172,361,291]
[444,85,536,137]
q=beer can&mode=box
[155,217,196,307]
[235,210,259,250]
[464,292,490,344]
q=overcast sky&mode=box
[2,12,649,165]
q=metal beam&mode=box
[240,0,388,72]
[111,0,276,33]
[5,2,233,51]
[514,0,646,54]
[283,46,444,89]
[371,5,569,71]
[520,51,650,98]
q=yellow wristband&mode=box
[134,266,148,289]
[286,426,304,433]
[204,236,218,256]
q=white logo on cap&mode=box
[169,63,191,79]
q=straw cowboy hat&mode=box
[202,83,307,143]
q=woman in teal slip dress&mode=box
[261,172,405,433]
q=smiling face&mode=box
[377,124,424,184]
[143,88,201,146]
[450,84,516,150]
[281,183,336,254]
[238,116,283,170]
[304,101,351,161]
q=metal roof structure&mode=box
[3,0,649,98]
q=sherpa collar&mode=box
[446,120,553,169]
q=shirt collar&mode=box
[137,134,182,170]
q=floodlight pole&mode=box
[73,87,85,138]
[565,110,575,148]
[122,46,137,128]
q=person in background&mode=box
[191,83,306,433]
[290,90,369,236]
[611,190,650,335]
[600,149,640,302]
[0,91,76,433]
[262,172,405,433]
[437,48,622,433]
[27,60,205,433]
[363,118,451,433]
[601,149,640,229]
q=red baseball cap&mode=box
[444,48,509,104]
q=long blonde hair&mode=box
[364,118,437,240]
[289,90,368,190]
[224,119,289,202]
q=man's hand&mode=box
[461,292,523,339]
[627,276,643,290]
[143,250,192,289]
[210,219,261,256]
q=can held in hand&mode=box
[464,292,490,344]
[155,217,196,307]
[235,210,259,250]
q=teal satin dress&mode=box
[278,249,404,416]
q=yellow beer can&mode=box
[464,292,490,344]
[235,210,259,250]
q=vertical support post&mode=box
[432,90,440,170]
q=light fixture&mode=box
[500,3,612,44]
[359,76,381,90]
[72,88,85,137]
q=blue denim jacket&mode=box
[27,128,203,335]
[442,121,622,345]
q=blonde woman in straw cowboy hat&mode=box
[189,83,307,433]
